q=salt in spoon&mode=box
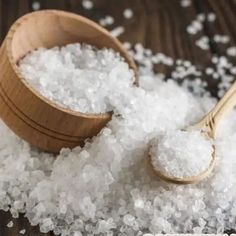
[149,77,236,184]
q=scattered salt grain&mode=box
[180,0,191,7]
[110,26,125,37]
[150,130,213,178]
[82,0,93,10]
[32,1,40,11]
[230,67,236,75]
[196,36,210,50]
[123,8,134,19]
[207,12,216,22]
[206,67,214,75]
[74,232,82,236]
[187,12,216,36]
[19,229,26,234]
[187,25,197,35]
[213,35,230,44]
[197,13,206,22]
[187,18,203,35]
[123,42,132,50]
[227,46,236,57]
[7,221,14,228]
[99,15,114,26]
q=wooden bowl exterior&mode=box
[0,10,137,152]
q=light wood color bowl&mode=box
[0,10,137,153]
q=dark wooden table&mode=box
[0,0,236,235]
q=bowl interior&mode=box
[9,10,136,70]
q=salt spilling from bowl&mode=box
[2,37,236,235]
[150,130,213,178]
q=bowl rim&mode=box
[5,9,136,119]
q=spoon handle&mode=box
[203,79,236,136]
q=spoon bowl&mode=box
[149,75,236,184]
[0,10,137,153]
[148,143,216,185]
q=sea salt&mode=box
[196,36,210,50]
[180,0,191,7]
[99,15,114,26]
[7,221,14,228]
[110,26,125,37]
[227,46,236,57]
[19,43,134,114]
[82,0,93,10]
[150,130,213,178]
[32,1,40,11]
[2,12,236,236]
[1,46,236,235]
[207,12,216,22]
[19,229,26,234]
[123,8,134,19]
[213,35,230,44]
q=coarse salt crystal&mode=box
[82,0,93,10]
[2,31,236,236]
[19,229,26,234]
[207,13,216,22]
[150,130,213,178]
[180,0,191,7]
[7,221,14,228]
[19,43,133,114]
[227,47,236,57]
[32,1,40,11]
[123,8,134,19]
[110,26,125,37]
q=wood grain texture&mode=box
[0,0,236,235]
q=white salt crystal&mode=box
[40,218,54,233]
[197,13,206,22]
[99,16,114,26]
[227,46,236,57]
[206,67,214,75]
[19,229,26,234]
[123,42,131,50]
[212,56,219,64]
[32,1,40,11]
[74,232,82,236]
[123,8,133,19]
[230,67,236,75]
[123,214,135,226]
[7,220,13,228]
[82,0,93,9]
[187,25,197,35]
[19,43,134,114]
[192,20,203,31]
[207,12,216,22]
[110,26,125,37]
[180,0,191,7]
[213,72,219,79]
[150,130,213,178]
[105,16,114,25]
[196,36,210,50]
[213,34,230,44]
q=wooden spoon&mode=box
[149,78,236,184]
[0,10,137,153]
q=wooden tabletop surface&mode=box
[0,0,236,235]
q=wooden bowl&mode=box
[0,10,137,153]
